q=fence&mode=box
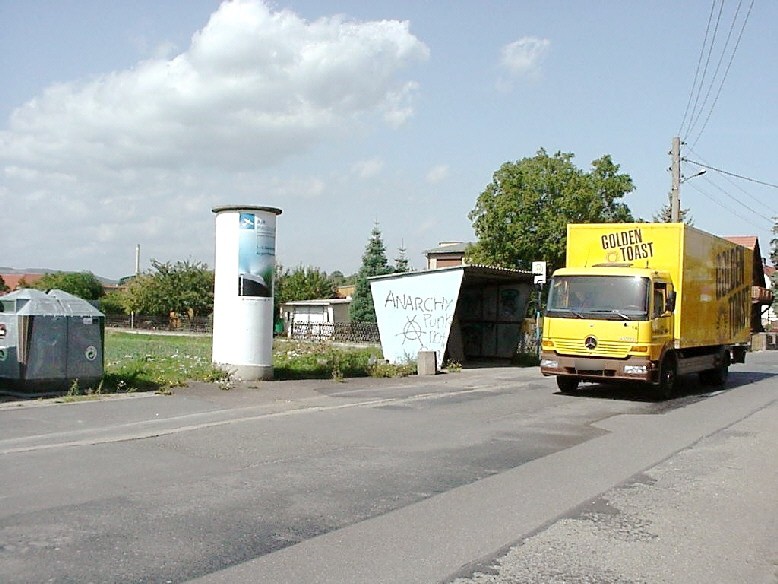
[287,321,381,344]
[105,314,212,333]
[105,314,381,343]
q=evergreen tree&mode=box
[350,224,392,322]
[394,243,410,273]
[653,196,693,224]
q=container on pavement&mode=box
[0,288,104,391]
[212,205,282,380]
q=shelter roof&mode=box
[369,265,534,285]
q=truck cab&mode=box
[540,266,676,392]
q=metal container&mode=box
[0,289,104,392]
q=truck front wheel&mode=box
[658,354,677,400]
[556,376,579,394]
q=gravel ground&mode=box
[449,399,778,584]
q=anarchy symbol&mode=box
[399,315,425,347]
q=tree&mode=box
[771,218,778,267]
[467,149,634,274]
[122,260,214,322]
[350,224,393,322]
[30,271,105,300]
[394,244,410,273]
[99,290,127,315]
[653,197,693,224]
[276,266,336,305]
[0,275,8,293]
[329,270,347,287]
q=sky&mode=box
[1,0,776,280]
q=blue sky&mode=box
[2,0,776,279]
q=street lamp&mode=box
[681,168,706,184]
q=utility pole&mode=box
[670,136,681,222]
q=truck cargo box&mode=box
[565,223,751,349]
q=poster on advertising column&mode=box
[238,212,275,297]
[370,269,464,365]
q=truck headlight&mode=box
[540,359,559,369]
[624,365,647,375]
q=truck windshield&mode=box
[546,275,649,321]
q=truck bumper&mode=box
[539,351,657,384]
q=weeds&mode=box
[443,360,462,372]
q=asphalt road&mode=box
[0,353,776,583]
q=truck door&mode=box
[652,282,673,346]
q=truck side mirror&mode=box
[666,291,677,313]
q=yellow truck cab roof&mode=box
[553,266,670,279]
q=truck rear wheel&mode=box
[700,350,730,387]
[556,376,579,394]
[658,354,677,400]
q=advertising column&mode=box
[212,205,282,380]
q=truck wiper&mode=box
[591,309,630,320]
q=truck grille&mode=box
[554,339,630,358]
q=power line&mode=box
[685,0,740,140]
[681,0,726,140]
[684,157,778,191]
[678,0,719,136]
[684,179,773,230]
[687,0,755,148]
[698,173,774,225]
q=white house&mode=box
[280,298,351,338]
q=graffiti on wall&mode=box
[371,270,464,364]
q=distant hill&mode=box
[0,267,119,286]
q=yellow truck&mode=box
[540,223,751,398]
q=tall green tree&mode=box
[0,275,8,293]
[122,260,214,322]
[467,149,634,274]
[30,271,105,300]
[350,224,393,322]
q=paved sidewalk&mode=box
[449,397,778,584]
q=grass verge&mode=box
[96,331,416,394]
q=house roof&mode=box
[724,235,759,249]
[0,273,45,291]
[423,242,470,255]
[280,298,351,307]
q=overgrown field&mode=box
[96,330,415,395]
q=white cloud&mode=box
[0,0,429,278]
[425,164,449,184]
[500,36,550,76]
[352,158,385,179]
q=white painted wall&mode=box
[371,270,464,365]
